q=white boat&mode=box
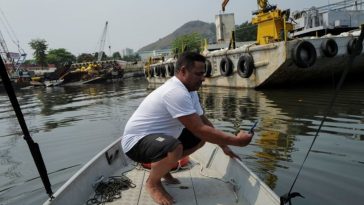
[145,0,364,88]
[43,138,280,205]
[44,79,64,87]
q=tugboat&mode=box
[145,0,364,88]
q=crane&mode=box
[221,0,293,45]
[0,8,27,74]
[96,21,108,62]
[0,30,11,63]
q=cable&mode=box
[280,24,364,205]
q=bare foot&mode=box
[146,179,174,205]
[163,172,181,184]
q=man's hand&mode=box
[220,145,241,160]
[234,131,253,146]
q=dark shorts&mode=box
[125,128,201,163]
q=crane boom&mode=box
[222,0,268,12]
[97,21,108,62]
[0,30,10,62]
[222,0,230,11]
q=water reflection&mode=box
[198,83,364,204]
[199,86,295,189]
[0,79,363,205]
[0,79,148,205]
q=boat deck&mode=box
[107,160,238,205]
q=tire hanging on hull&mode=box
[205,60,212,77]
[219,57,233,76]
[155,66,161,77]
[292,41,317,68]
[321,38,338,57]
[237,54,254,78]
[167,63,174,77]
[160,66,166,77]
[149,67,154,77]
[347,38,363,55]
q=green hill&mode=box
[138,20,216,52]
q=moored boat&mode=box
[44,60,125,86]
[144,0,364,89]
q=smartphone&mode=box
[248,121,258,135]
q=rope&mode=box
[280,24,364,205]
[86,175,135,205]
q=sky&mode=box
[0,0,347,58]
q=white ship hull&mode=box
[145,31,364,88]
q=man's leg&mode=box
[147,144,183,205]
[178,128,204,156]
[182,140,205,157]
[162,140,205,185]
[125,134,182,204]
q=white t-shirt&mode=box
[122,76,204,153]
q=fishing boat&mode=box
[144,0,364,88]
[43,138,280,205]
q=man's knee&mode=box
[169,144,183,159]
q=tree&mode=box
[77,53,94,63]
[121,53,140,62]
[23,59,36,66]
[94,52,107,61]
[29,39,48,67]
[235,21,257,42]
[112,52,122,60]
[171,32,204,55]
[46,48,76,67]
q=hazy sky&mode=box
[0,0,345,58]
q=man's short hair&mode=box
[175,52,206,72]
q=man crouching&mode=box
[121,52,252,205]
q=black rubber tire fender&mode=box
[292,40,317,68]
[160,65,166,77]
[149,66,154,77]
[205,60,212,77]
[219,57,233,76]
[347,38,363,55]
[167,63,174,76]
[321,38,338,57]
[155,66,161,76]
[237,54,254,78]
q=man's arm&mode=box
[178,113,252,147]
[200,115,214,127]
[200,115,243,159]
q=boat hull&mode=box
[43,139,280,205]
[145,33,364,88]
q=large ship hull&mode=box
[145,32,364,89]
